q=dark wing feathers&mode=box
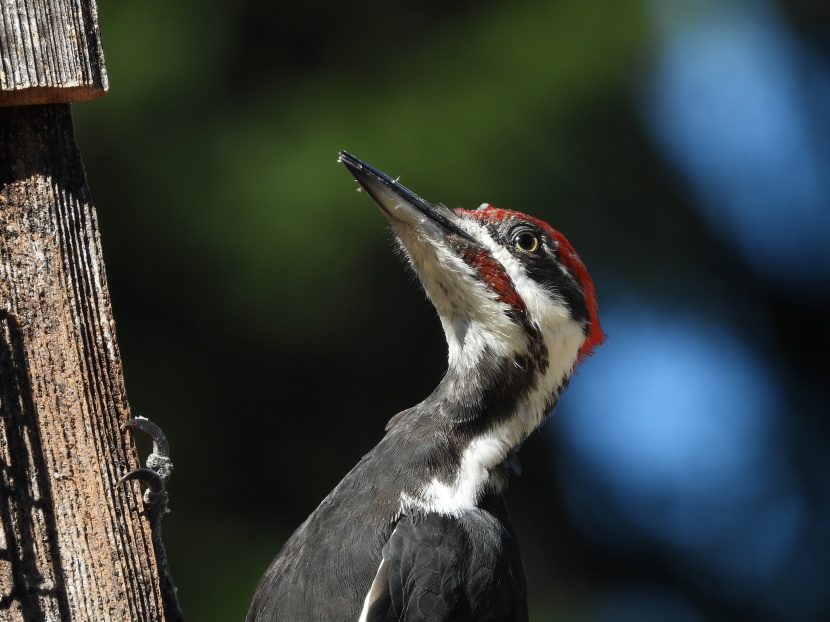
[363,499,528,622]
[364,515,472,622]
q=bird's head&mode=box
[340,152,603,446]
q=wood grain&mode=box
[0,0,108,105]
[0,104,165,621]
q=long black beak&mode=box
[338,151,474,242]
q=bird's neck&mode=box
[398,314,584,517]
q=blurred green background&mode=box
[72,0,830,620]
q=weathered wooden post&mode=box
[0,0,172,619]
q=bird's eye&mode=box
[513,231,539,253]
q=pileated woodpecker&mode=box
[247,152,604,622]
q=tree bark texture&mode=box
[0,0,108,106]
[0,104,166,620]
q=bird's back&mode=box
[247,452,397,621]
[247,440,528,622]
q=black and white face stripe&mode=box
[457,207,592,327]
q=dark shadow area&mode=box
[0,311,71,620]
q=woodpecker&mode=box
[247,152,603,622]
